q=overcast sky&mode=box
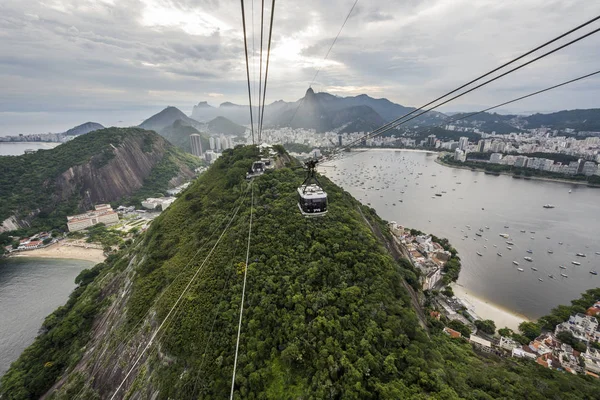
[1,0,600,134]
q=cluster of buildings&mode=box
[389,222,452,290]
[446,132,600,176]
[0,132,70,143]
[3,232,55,253]
[141,197,176,211]
[190,134,236,164]
[66,204,120,232]
[442,301,600,378]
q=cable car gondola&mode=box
[246,161,266,180]
[298,159,327,217]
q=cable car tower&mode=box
[297,159,328,217]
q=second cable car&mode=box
[297,159,328,217]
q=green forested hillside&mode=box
[2,146,600,399]
[159,120,211,154]
[0,127,201,233]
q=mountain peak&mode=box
[139,106,199,132]
[64,122,105,136]
[196,101,213,108]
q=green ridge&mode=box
[3,146,600,399]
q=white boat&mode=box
[518,268,524,272]
[524,257,533,262]
[499,233,509,238]
[569,189,572,193]
[531,267,538,271]
[513,261,519,266]
[572,261,581,266]
[561,273,568,278]
[497,253,502,257]
[538,278,544,282]
[596,252,600,255]
[576,253,586,257]
[507,246,512,250]
[543,204,555,209]
[559,265,567,269]
[506,241,514,245]
[477,252,483,256]
[547,250,553,254]
[590,271,598,275]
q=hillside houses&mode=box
[555,313,600,344]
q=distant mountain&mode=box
[140,107,202,132]
[207,116,246,136]
[159,120,210,154]
[191,90,446,132]
[64,122,105,136]
[524,109,600,131]
[449,109,600,133]
[0,128,201,233]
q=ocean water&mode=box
[0,142,60,156]
[0,257,93,376]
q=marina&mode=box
[324,149,600,320]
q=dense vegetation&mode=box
[0,128,201,234]
[442,155,600,185]
[3,146,600,399]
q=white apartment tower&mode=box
[190,134,203,157]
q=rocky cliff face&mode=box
[54,134,177,206]
[0,128,199,232]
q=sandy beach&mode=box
[11,242,105,264]
[451,284,529,331]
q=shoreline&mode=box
[451,284,529,331]
[435,156,600,187]
[9,242,105,264]
[351,147,438,155]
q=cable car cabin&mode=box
[297,184,328,217]
[246,161,266,179]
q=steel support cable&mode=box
[86,189,250,383]
[326,16,600,159]
[109,186,250,400]
[288,0,359,127]
[259,0,276,140]
[324,69,600,165]
[325,24,600,162]
[241,0,255,144]
[443,69,600,127]
[75,193,249,400]
[230,182,255,400]
[258,0,265,143]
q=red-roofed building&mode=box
[443,327,462,338]
[430,311,441,320]
[22,240,42,250]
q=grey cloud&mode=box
[1,0,600,127]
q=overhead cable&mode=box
[230,182,255,399]
[288,0,359,126]
[259,0,276,140]
[109,187,249,400]
[241,0,255,144]
[328,19,600,158]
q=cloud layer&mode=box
[1,0,600,132]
